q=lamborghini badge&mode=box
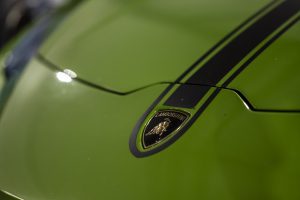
[142,110,189,149]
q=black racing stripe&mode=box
[143,0,279,108]
[222,15,300,87]
[146,14,300,157]
[187,15,300,131]
[174,0,279,83]
[165,0,300,108]
[130,0,285,157]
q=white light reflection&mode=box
[242,101,250,110]
[63,69,77,78]
[56,69,77,83]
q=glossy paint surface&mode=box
[0,59,300,200]
[0,0,300,199]
[228,20,300,110]
[40,0,268,92]
[39,0,300,110]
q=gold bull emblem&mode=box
[145,118,171,137]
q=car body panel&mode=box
[39,0,269,92]
[1,0,300,200]
[0,58,300,200]
[228,21,300,110]
[38,0,300,111]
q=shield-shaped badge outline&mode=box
[141,109,190,150]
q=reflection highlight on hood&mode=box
[56,69,77,83]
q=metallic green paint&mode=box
[39,0,269,92]
[228,18,300,110]
[130,1,300,155]
[38,0,300,111]
[0,59,300,200]
[1,0,300,199]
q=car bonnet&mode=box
[39,0,300,110]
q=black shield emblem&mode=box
[142,110,189,149]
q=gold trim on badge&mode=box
[142,109,190,150]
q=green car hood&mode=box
[1,57,300,200]
[39,0,300,110]
[40,0,261,92]
[1,1,300,199]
